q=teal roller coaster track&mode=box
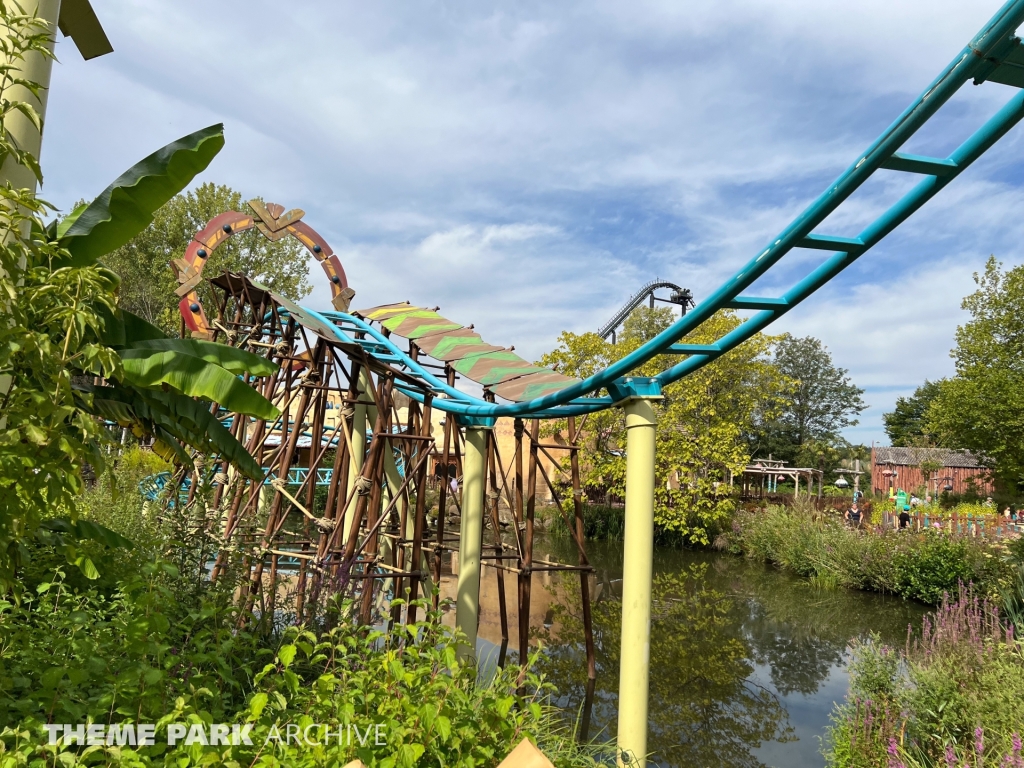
[278,1,1024,423]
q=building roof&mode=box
[873,446,986,469]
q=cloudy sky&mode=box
[41,0,1024,444]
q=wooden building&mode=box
[870,446,994,497]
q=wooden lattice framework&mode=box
[165,204,595,679]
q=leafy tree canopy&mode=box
[883,379,943,447]
[541,307,789,544]
[928,257,1024,487]
[750,335,866,466]
[99,183,312,332]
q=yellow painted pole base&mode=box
[616,397,657,768]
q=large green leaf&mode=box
[141,389,263,479]
[120,309,169,344]
[119,348,279,420]
[82,385,264,480]
[41,518,135,550]
[58,124,225,266]
[151,425,192,468]
[129,338,279,376]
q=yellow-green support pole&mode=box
[0,0,60,425]
[343,372,370,543]
[455,425,489,662]
[0,0,59,193]
[617,398,657,768]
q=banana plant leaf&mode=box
[120,347,279,421]
[151,425,192,468]
[129,338,278,376]
[119,309,169,345]
[58,124,225,267]
[40,518,135,551]
[83,384,264,480]
[141,388,263,480]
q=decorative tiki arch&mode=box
[171,200,355,339]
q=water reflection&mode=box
[538,563,794,768]
[531,539,927,768]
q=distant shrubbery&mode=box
[726,504,1016,605]
[548,504,625,541]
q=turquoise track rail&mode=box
[293,0,1024,421]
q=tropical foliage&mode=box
[0,454,607,768]
[0,12,278,589]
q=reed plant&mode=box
[824,587,1023,768]
[728,503,1015,605]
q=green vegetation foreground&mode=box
[0,454,605,767]
[825,588,1024,768]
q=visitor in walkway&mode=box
[910,494,921,508]
[845,503,862,528]
[899,505,911,530]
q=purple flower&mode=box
[945,745,956,768]
[976,726,985,757]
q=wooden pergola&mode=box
[735,459,824,499]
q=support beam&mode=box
[881,152,957,177]
[665,343,719,355]
[455,424,489,662]
[617,398,657,768]
[796,233,865,251]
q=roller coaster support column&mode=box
[455,418,494,662]
[343,369,371,542]
[615,388,659,768]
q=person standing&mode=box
[899,505,911,530]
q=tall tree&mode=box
[752,335,866,464]
[883,380,943,446]
[100,183,312,331]
[541,309,789,544]
[928,257,1024,487]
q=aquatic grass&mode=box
[887,728,1024,768]
[729,505,1014,606]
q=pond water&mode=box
[468,536,928,768]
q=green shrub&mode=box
[889,536,974,604]
[729,505,1013,605]
[0,574,601,767]
[548,503,624,541]
[824,590,1024,768]
[0,453,610,768]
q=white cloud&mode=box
[39,0,1024,444]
